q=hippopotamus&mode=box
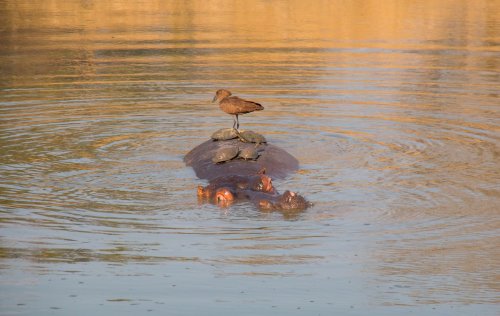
[197,169,275,198]
[185,129,310,212]
[256,190,311,211]
[184,138,299,181]
[195,169,311,212]
[199,186,311,212]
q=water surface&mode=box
[1,1,499,315]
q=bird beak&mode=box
[212,95,218,103]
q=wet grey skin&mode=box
[212,146,239,163]
[238,147,260,160]
[211,128,239,141]
[236,130,267,145]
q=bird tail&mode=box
[253,102,264,111]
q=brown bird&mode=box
[212,89,264,129]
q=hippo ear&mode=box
[258,167,266,175]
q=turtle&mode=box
[211,128,238,141]
[238,146,260,160]
[212,146,239,163]
[236,130,266,144]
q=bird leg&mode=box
[236,114,240,130]
[232,116,237,129]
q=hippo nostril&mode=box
[259,200,273,210]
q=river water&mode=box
[1,1,499,315]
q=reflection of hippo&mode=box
[184,138,298,181]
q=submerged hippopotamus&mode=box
[196,169,311,212]
[197,169,275,198]
[253,190,311,211]
[185,129,310,212]
[184,138,299,181]
[199,186,311,211]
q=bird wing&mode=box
[222,96,264,114]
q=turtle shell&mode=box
[211,128,238,141]
[212,146,239,163]
[237,130,266,144]
[238,147,259,160]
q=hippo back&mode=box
[184,138,298,181]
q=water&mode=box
[1,1,499,315]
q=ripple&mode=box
[1,2,499,312]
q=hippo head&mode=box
[258,190,310,212]
[212,89,232,103]
[277,191,310,211]
[214,187,235,207]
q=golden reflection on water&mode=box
[1,0,500,314]
[3,0,500,43]
[3,0,499,84]
[0,246,200,264]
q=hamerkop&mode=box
[212,89,264,129]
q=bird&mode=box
[212,89,264,130]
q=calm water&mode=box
[1,1,499,315]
